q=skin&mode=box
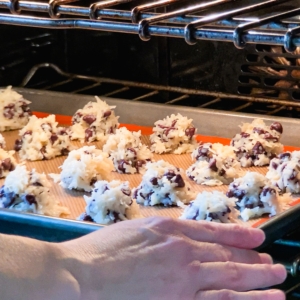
[0,217,287,300]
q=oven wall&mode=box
[0,25,245,95]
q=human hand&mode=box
[60,217,287,300]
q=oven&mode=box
[1,0,300,297]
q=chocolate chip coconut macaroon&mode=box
[0,165,69,217]
[133,160,194,206]
[69,96,119,143]
[0,86,32,131]
[14,114,72,161]
[230,119,284,167]
[150,113,197,154]
[78,180,134,224]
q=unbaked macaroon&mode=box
[0,86,32,131]
[180,191,239,223]
[14,114,72,161]
[133,160,194,206]
[0,165,69,217]
[69,96,119,143]
[230,119,283,167]
[51,146,114,192]
[150,113,197,154]
[0,149,16,179]
[103,127,152,174]
[266,151,300,193]
[226,172,290,221]
[187,143,241,186]
[78,180,133,224]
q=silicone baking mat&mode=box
[1,111,300,228]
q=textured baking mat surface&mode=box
[2,114,300,227]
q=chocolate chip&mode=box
[127,148,137,157]
[117,159,130,173]
[261,187,276,197]
[240,132,250,138]
[103,111,111,118]
[32,182,43,187]
[133,188,139,199]
[164,170,176,181]
[279,152,291,160]
[23,130,32,137]
[252,141,265,155]
[50,134,58,145]
[83,114,96,125]
[41,123,52,132]
[185,127,195,139]
[264,132,278,142]
[85,128,94,142]
[90,178,97,186]
[150,177,158,186]
[72,112,82,124]
[172,174,185,187]
[272,162,278,170]
[136,160,146,169]
[83,214,94,222]
[61,148,69,156]
[25,194,37,206]
[1,158,12,171]
[58,128,68,136]
[253,127,265,135]
[121,188,131,196]
[219,169,226,176]
[270,122,283,134]
[14,139,22,151]
[226,190,234,198]
[40,146,47,159]
[208,158,218,172]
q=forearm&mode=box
[0,233,80,300]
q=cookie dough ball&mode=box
[133,160,194,206]
[54,146,114,192]
[0,165,69,217]
[14,114,72,161]
[78,180,133,224]
[0,149,16,179]
[180,191,239,223]
[0,86,32,131]
[150,113,197,154]
[69,96,119,143]
[0,133,5,149]
[226,172,287,221]
[266,151,300,193]
[187,143,241,186]
[230,119,283,167]
[103,127,152,174]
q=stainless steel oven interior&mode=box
[2,0,300,297]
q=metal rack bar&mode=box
[20,63,300,109]
[1,14,300,48]
[0,0,298,29]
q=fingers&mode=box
[173,219,265,249]
[193,262,286,292]
[195,289,285,300]
[190,241,273,265]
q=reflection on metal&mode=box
[0,0,300,47]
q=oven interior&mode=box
[2,0,300,297]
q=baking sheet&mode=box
[2,124,300,228]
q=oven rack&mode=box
[1,0,300,49]
[18,62,300,118]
